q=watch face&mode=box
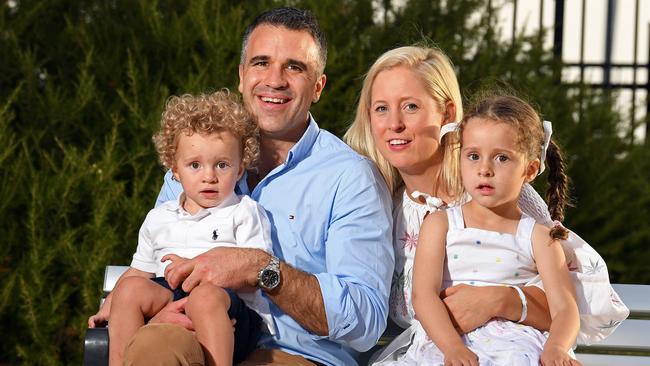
[261,269,279,289]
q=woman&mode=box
[344,46,628,363]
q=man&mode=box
[124,7,394,366]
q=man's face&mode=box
[239,24,326,142]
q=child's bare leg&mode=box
[108,277,173,366]
[185,283,234,366]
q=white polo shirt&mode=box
[131,191,275,333]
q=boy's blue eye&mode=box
[190,162,200,169]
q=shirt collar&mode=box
[235,114,320,196]
[285,113,319,167]
[167,191,240,217]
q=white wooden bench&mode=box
[84,266,650,365]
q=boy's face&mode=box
[172,131,244,215]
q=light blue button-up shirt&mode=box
[156,117,394,365]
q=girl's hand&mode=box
[87,306,109,328]
[540,345,581,366]
[444,345,479,366]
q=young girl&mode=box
[389,94,580,365]
[88,90,275,366]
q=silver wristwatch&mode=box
[257,255,281,291]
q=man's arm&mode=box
[264,260,328,335]
[166,160,394,351]
[165,247,329,333]
[308,160,394,350]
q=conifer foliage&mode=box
[1,1,648,364]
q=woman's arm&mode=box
[413,212,477,364]
[441,282,551,333]
[532,224,580,363]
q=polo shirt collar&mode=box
[168,191,240,217]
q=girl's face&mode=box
[460,117,539,210]
[369,66,449,176]
[172,131,244,215]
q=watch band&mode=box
[258,255,281,290]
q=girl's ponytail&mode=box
[545,140,571,240]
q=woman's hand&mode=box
[441,284,498,333]
[443,345,479,366]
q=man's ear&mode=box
[525,159,541,182]
[238,65,244,94]
[312,74,327,103]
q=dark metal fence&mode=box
[507,0,649,144]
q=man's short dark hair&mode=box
[240,7,327,74]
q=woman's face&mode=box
[370,66,447,175]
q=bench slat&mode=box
[612,284,650,317]
[577,319,650,353]
[103,265,128,295]
[576,353,650,366]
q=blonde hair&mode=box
[153,89,259,171]
[344,46,464,196]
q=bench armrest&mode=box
[83,327,108,366]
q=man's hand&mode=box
[148,297,194,331]
[441,284,499,334]
[164,247,267,293]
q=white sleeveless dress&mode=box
[383,205,548,365]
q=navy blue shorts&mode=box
[151,277,262,363]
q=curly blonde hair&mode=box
[153,89,259,171]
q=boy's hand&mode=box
[88,307,109,328]
[443,345,479,366]
[161,254,189,288]
[540,344,581,366]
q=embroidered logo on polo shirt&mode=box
[212,229,219,240]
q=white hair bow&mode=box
[439,122,459,142]
[538,120,553,176]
